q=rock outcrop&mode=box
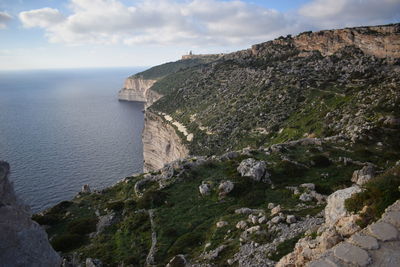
[118,76,161,108]
[0,161,61,266]
[252,23,400,58]
[142,111,189,172]
[307,200,400,266]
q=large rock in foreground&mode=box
[0,161,61,266]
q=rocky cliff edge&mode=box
[0,161,61,267]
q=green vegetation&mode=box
[345,165,400,227]
[268,234,304,261]
[132,57,219,81]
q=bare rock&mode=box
[199,182,211,196]
[349,233,379,250]
[299,192,313,202]
[369,222,399,241]
[216,221,228,228]
[351,165,375,185]
[300,183,315,191]
[286,215,297,224]
[271,205,281,216]
[0,161,61,266]
[271,216,282,224]
[236,220,248,230]
[237,158,270,182]
[85,258,103,267]
[81,184,91,193]
[218,180,234,196]
[235,208,252,215]
[334,242,371,266]
[335,214,361,237]
[325,185,362,225]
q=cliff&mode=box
[252,23,400,58]
[118,76,161,108]
[0,161,61,266]
[142,111,189,172]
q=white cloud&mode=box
[299,0,400,28]
[19,7,64,28]
[18,0,296,46]
[17,0,400,47]
[0,11,12,29]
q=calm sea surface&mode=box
[0,67,145,212]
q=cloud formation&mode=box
[19,8,64,28]
[0,11,12,29]
[299,0,400,28]
[17,0,400,46]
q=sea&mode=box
[0,67,145,213]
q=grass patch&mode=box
[345,165,400,227]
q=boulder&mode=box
[299,192,314,202]
[86,258,103,267]
[246,225,261,234]
[235,208,253,214]
[286,215,297,224]
[236,220,248,229]
[325,185,362,225]
[199,182,211,196]
[271,216,282,224]
[81,184,91,193]
[216,221,228,228]
[271,205,281,216]
[237,158,270,182]
[218,180,234,196]
[351,165,375,185]
[300,183,315,191]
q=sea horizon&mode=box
[0,67,146,212]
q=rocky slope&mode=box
[0,161,61,266]
[29,23,400,266]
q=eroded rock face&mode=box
[118,77,159,104]
[142,112,189,172]
[253,24,400,59]
[0,161,61,266]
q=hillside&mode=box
[34,23,400,266]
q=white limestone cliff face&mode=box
[142,112,189,172]
[0,161,61,266]
[118,77,161,108]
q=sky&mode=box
[0,0,399,70]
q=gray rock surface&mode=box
[351,165,375,185]
[333,242,371,266]
[218,180,234,196]
[237,158,270,182]
[199,182,211,196]
[0,161,61,266]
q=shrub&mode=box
[137,191,168,209]
[67,217,97,235]
[106,200,125,212]
[49,201,72,214]
[51,233,83,252]
[311,155,331,167]
[168,231,203,256]
[345,166,400,227]
[32,214,61,225]
[268,234,303,261]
